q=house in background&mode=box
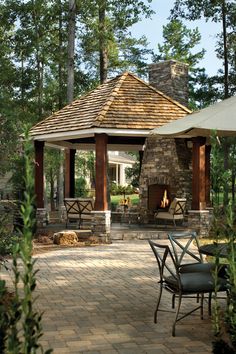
[108,151,136,186]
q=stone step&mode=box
[110,229,168,241]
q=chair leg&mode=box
[172,294,175,309]
[154,284,163,324]
[173,218,176,229]
[200,293,204,320]
[172,293,182,337]
[208,292,212,316]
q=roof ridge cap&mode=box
[126,71,192,114]
[95,72,129,126]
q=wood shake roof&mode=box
[30,72,191,138]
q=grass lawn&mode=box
[111,194,139,207]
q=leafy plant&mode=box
[211,131,236,353]
[0,211,20,257]
[75,176,88,197]
[0,129,52,353]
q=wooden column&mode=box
[95,133,108,211]
[34,140,45,208]
[64,149,76,198]
[192,137,206,210]
[205,145,211,207]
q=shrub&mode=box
[75,176,88,197]
[110,184,135,196]
[0,213,21,256]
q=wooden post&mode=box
[65,149,76,198]
[192,137,206,210]
[205,145,211,207]
[95,133,108,210]
[34,140,45,208]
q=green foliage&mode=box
[0,212,20,256]
[170,0,236,101]
[0,130,52,353]
[76,151,95,188]
[110,183,136,196]
[125,161,140,188]
[78,0,154,78]
[75,176,88,197]
[211,131,236,353]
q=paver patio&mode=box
[2,240,215,353]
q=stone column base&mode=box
[91,210,111,243]
[36,208,48,228]
[188,210,211,238]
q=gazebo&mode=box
[30,71,190,240]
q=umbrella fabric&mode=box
[152,95,236,138]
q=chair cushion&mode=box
[179,262,215,273]
[165,272,227,293]
[156,212,173,220]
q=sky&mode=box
[131,0,222,76]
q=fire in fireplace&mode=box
[160,189,170,209]
[148,184,171,212]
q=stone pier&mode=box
[91,210,111,243]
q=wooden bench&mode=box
[64,198,95,228]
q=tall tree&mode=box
[79,0,154,82]
[67,0,76,103]
[170,0,236,99]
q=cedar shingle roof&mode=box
[30,72,191,138]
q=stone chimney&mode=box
[148,60,189,107]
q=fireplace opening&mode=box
[148,184,171,212]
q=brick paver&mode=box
[1,240,214,353]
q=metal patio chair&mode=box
[168,231,215,314]
[148,240,227,336]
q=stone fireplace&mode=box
[139,60,192,220]
[139,136,192,221]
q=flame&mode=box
[160,189,169,208]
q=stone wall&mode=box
[139,136,192,221]
[149,60,189,107]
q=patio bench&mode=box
[64,198,95,228]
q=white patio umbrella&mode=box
[152,95,236,138]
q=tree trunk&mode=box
[50,168,55,211]
[232,172,235,204]
[222,0,229,99]
[21,54,24,105]
[58,0,63,109]
[223,140,229,206]
[99,0,108,84]
[67,0,76,103]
